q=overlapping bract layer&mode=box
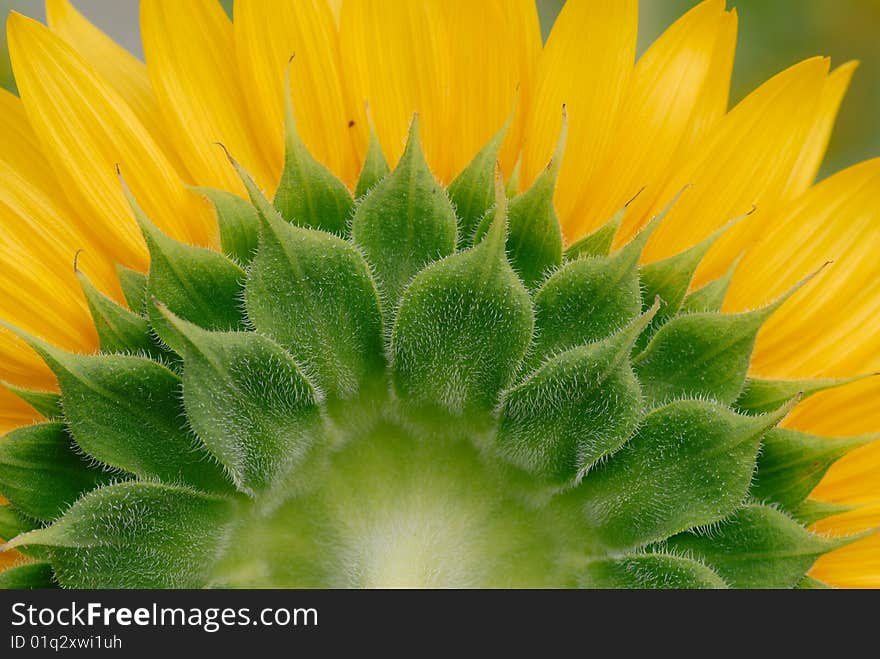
[0,113,868,589]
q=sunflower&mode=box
[0,0,877,589]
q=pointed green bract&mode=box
[0,562,56,589]
[664,504,841,589]
[796,575,831,589]
[0,504,36,540]
[1,382,61,420]
[447,114,511,245]
[244,196,385,400]
[473,119,565,288]
[77,271,163,360]
[634,268,826,407]
[634,307,773,407]
[273,67,353,235]
[505,160,521,198]
[752,428,874,511]
[680,258,740,314]
[355,116,390,199]
[497,308,654,486]
[581,553,727,589]
[634,221,735,353]
[794,499,857,526]
[735,375,869,415]
[129,200,245,354]
[564,207,624,260]
[392,213,533,416]
[116,265,148,315]
[0,423,110,522]
[17,338,231,494]
[351,116,457,308]
[122,175,246,353]
[161,309,321,495]
[7,482,234,588]
[576,400,787,550]
[526,216,658,372]
[196,187,260,264]
[0,124,853,590]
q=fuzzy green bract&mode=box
[0,119,866,590]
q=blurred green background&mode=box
[1,0,877,177]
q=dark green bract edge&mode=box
[0,111,870,589]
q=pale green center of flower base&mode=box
[212,399,588,588]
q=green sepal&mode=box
[123,184,246,354]
[351,115,458,308]
[680,256,740,314]
[581,553,727,589]
[6,482,234,588]
[0,562,56,589]
[794,499,858,526]
[634,219,737,353]
[564,206,624,260]
[115,264,148,315]
[273,66,353,235]
[796,575,831,589]
[158,307,321,495]
[496,305,656,486]
[505,159,521,198]
[0,504,37,540]
[236,165,385,400]
[0,381,61,420]
[355,113,390,199]
[447,113,511,245]
[0,422,111,522]
[76,269,164,360]
[473,117,565,288]
[391,208,533,416]
[196,187,260,264]
[525,213,660,371]
[752,428,874,511]
[734,374,871,415]
[634,288,799,407]
[663,503,842,589]
[575,399,790,550]
[8,331,232,494]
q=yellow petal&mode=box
[0,548,25,572]
[0,386,45,434]
[629,58,830,281]
[520,0,637,226]
[812,441,880,506]
[726,159,880,379]
[0,158,120,298]
[782,61,858,200]
[234,0,361,188]
[0,89,124,303]
[784,377,880,438]
[0,241,94,350]
[614,6,736,243]
[437,0,541,179]
[567,0,731,238]
[44,0,190,178]
[0,89,53,195]
[0,243,91,391]
[339,0,451,179]
[809,504,880,588]
[671,8,737,165]
[141,0,272,194]
[326,0,341,25]
[0,330,56,393]
[7,13,216,270]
